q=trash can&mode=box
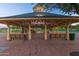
[69,33,75,40]
[70,51,79,56]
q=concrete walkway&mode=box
[0,33,78,56]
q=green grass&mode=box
[0,30,6,33]
[0,28,79,33]
[11,29,21,32]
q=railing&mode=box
[10,32,66,40]
[10,33,27,40]
[50,32,66,39]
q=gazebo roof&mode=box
[3,12,66,18]
[0,12,79,27]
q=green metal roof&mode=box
[3,12,66,18]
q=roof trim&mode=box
[0,17,79,21]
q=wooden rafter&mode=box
[0,17,79,27]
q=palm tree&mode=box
[35,3,79,15]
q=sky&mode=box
[0,3,78,28]
[0,3,78,17]
[0,3,35,28]
[0,3,35,17]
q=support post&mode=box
[66,25,70,40]
[28,24,31,40]
[22,27,25,33]
[7,25,10,41]
[52,27,54,33]
[44,24,48,40]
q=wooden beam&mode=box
[21,27,25,33]
[6,25,11,41]
[44,24,48,40]
[28,24,31,40]
[66,25,70,40]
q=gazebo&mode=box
[0,5,79,41]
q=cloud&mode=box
[0,24,8,29]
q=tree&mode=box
[35,3,79,15]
